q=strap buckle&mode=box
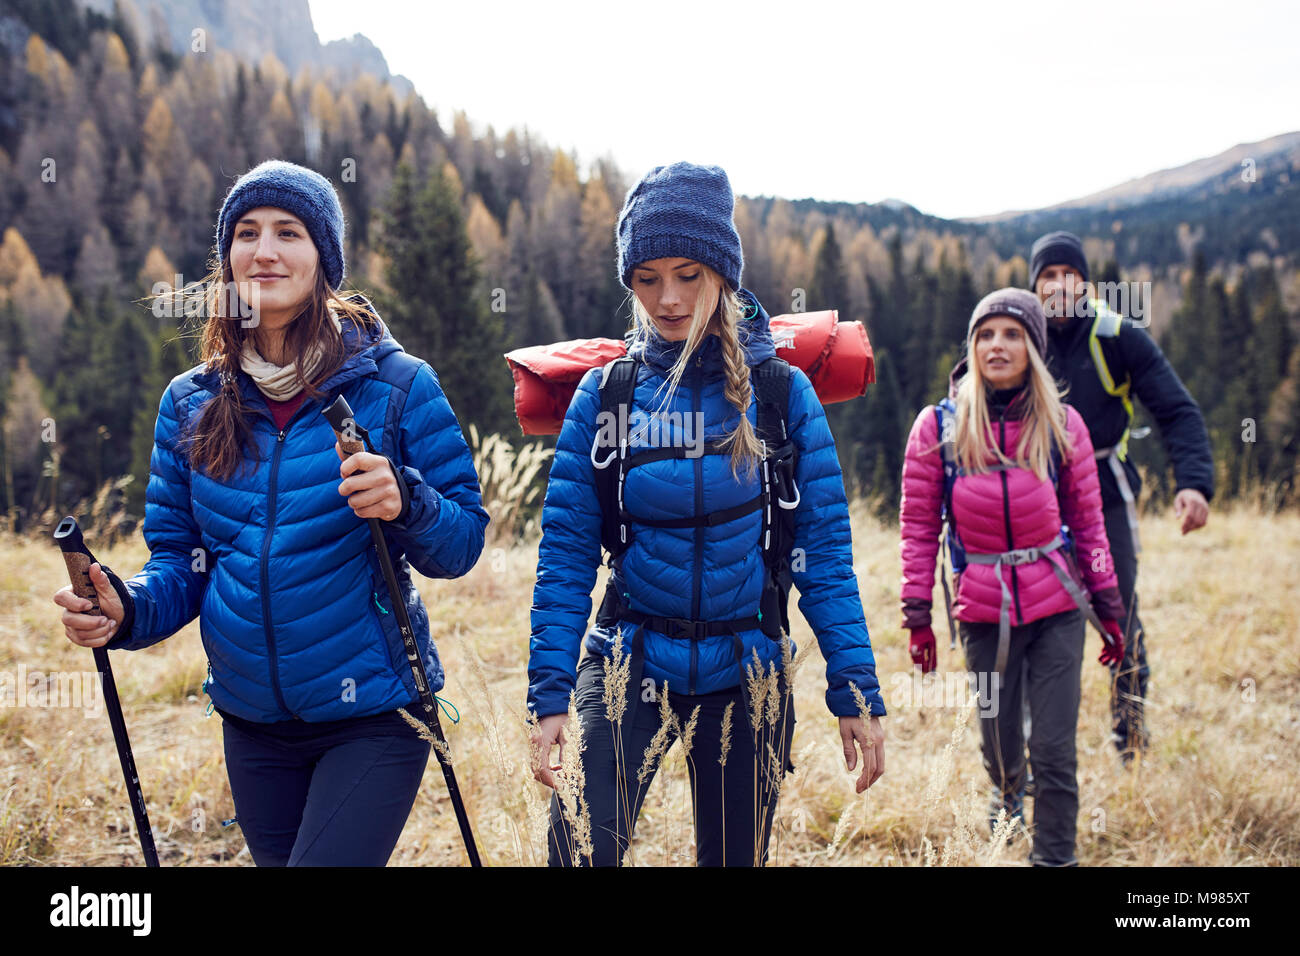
[1003,547,1040,566]
[663,617,704,641]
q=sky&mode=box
[308,0,1300,220]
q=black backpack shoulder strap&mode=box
[751,357,797,638]
[752,356,793,444]
[595,356,638,561]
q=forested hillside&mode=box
[0,0,1296,532]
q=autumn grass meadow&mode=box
[1,498,1297,866]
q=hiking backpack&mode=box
[590,355,800,642]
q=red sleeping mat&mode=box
[505,310,874,435]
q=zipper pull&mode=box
[277,430,286,442]
[201,662,215,717]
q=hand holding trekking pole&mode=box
[54,562,124,647]
[530,713,568,790]
[334,440,404,522]
[51,516,159,867]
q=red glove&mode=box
[909,626,937,673]
[1099,619,1125,667]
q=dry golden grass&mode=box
[1,500,1297,866]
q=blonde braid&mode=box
[716,289,763,479]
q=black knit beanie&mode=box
[1028,230,1088,291]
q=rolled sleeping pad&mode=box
[815,320,875,403]
[506,337,628,435]
[768,312,876,404]
[504,310,874,435]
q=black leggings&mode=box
[547,652,796,867]
[222,715,429,866]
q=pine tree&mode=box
[377,161,512,437]
[127,326,191,514]
[808,224,850,317]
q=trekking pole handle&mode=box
[322,394,374,457]
[54,516,102,610]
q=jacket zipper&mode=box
[262,426,293,717]
[689,353,703,695]
[996,415,1025,624]
[257,397,324,720]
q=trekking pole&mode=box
[53,516,160,867]
[322,395,482,867]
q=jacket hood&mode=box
[191,299,402,402]
[947,355,968,399]
[626,287,776,377]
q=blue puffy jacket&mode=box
[109,308,489,722]
[528,290,886,719]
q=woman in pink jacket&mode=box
[898,287,1127,867]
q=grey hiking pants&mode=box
[961,608,1085,867]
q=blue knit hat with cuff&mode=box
[617,162,743,291]
[216,160,346,288]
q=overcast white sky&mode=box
[308,0,1300,220]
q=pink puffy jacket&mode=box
[899,395,1125,630]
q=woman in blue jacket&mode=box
[53,160,489,866]
[528,162,886,867]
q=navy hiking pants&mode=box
[220,709,430,866]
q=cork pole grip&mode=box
[54,516,102,612]
[322,394,369,456]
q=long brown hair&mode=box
[172,259,379,481]
[627,264,763,479]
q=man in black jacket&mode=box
[1029,231,1214,762]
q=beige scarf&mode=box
[240,308,344,401]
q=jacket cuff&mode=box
[1176,483,1214,504]
[827,685,888,719]
[901,596,932,630]
[100,564,137,649]
[386,456,411,524]
[1090,585,1127,624]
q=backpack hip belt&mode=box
[964,533,1105,674]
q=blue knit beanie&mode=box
[617,162,743,291]
[216,160,346,288]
